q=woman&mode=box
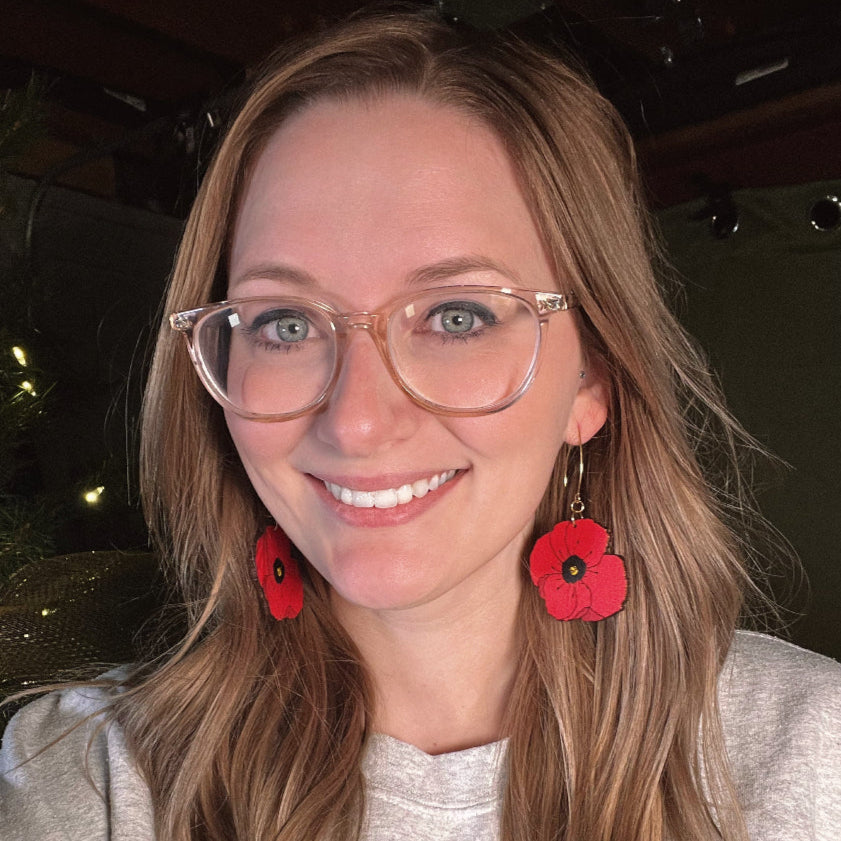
[2,9,839,841]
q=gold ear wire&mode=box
[570,442,585,522]
[563,442,586,522]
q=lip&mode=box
[306,469,465,528]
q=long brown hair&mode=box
[126,9,768,839]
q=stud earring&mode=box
[255,525,304,619]
[529,444,627,621]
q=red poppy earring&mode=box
[529,444,627,621]
[255,525,304,620]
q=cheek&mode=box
[224,412,310,480]
[450,365,578,478]
[464,350,584,496]
[505,351,584,446]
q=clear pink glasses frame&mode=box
[170,285,578,421]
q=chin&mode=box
[327,563,445,614]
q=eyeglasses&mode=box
[170,285,577,420]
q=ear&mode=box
[563,366,609,446]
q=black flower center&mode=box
[273,557,285,584]
[562,555,587,583]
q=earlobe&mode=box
[564,369,609,446]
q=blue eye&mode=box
[251,309,311,345]
[426,301,499,335]
[272,314,309,343]
[440,307,474,333]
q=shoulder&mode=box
[720,630,841,712]
[719,632,841,841]
[2,680,114,749]
[0,676,154,841]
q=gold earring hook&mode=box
[566,442,585,522]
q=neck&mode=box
[333,571,522,756]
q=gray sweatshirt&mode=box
[1,631,840,840]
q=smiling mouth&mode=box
[323,469,458,509]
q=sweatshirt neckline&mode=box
[362,733,509,807]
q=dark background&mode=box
[1,0,839,660]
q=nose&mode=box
[313,328,421,456]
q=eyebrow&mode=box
[230,254,525,292]
[406,255,523,287]
[230,264,318,289]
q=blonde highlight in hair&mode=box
[124,9,767,839]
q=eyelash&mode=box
[422,301,499,338]
[430,326,489,345]
[246,310,314,352]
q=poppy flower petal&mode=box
[563,518,609,561]
[581,552,627,620]
[545,522,573,563]
[529,530,563,583]
[538,574,589,621]
[256,526,304,620]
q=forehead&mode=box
[228,93,554,301]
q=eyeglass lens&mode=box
[192,289,541,416]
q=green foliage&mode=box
[0,496,57,578]
[0,331,58,575]
[0,335,49,481]
[0,77,55,579]
[0,76,46,160]
[0,75,46,222]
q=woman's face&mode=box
[225,94,607,619]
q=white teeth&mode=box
[396,484,413,505]
[352,490,374,508]
[372,488,398,509]
[324,470,457,509]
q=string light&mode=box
[20,380,37,396]
[12,346,28,366]
[83,485,106,505]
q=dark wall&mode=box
[658,179,841,660]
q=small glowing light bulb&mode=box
[20,380,36,396]
[12,346,28,366]
[83,485,106,504]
